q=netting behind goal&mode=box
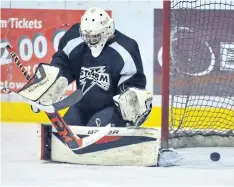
[162,0,234,148]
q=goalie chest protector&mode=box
[51,23,146,114]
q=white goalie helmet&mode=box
[80,7,115,57]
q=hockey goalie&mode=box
[22,7,183,167]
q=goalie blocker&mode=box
[18,63,70,109]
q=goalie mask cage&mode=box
[161,0,234,149]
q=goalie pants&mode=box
[63,105,126,127]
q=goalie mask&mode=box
[80,7,115,57]
[113,88,153,127]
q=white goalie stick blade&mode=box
[71,124,112,151]
[0,85,83,113]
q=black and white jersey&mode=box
[51,23,146,114]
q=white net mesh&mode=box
[168,0,234,147]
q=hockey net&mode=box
[162,0,234,148]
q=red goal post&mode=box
[161,0,234,149]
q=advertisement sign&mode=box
[154,9,234,96]
[1,9,110,94]
[1,9,87,93]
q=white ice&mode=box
[1,123,234,187]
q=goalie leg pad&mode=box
[18,63,68,105]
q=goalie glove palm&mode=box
[113,88,152,127]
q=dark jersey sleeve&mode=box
[117,40,146,93]
[50,24,81,84]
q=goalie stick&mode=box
[0,85,83,113]
[5,45,111,151]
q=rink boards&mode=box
[0,95,162,127]
[1,95,234,129]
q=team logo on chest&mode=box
[80,66,110,95]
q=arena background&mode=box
[1,1,234,128]
[1,1,162,126]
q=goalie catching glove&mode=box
[18,63,69,112]
[113,87,153,127]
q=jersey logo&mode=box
[80,66,110,95]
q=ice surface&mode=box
[1,123,234,187]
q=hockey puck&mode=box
[210,152,220,161]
